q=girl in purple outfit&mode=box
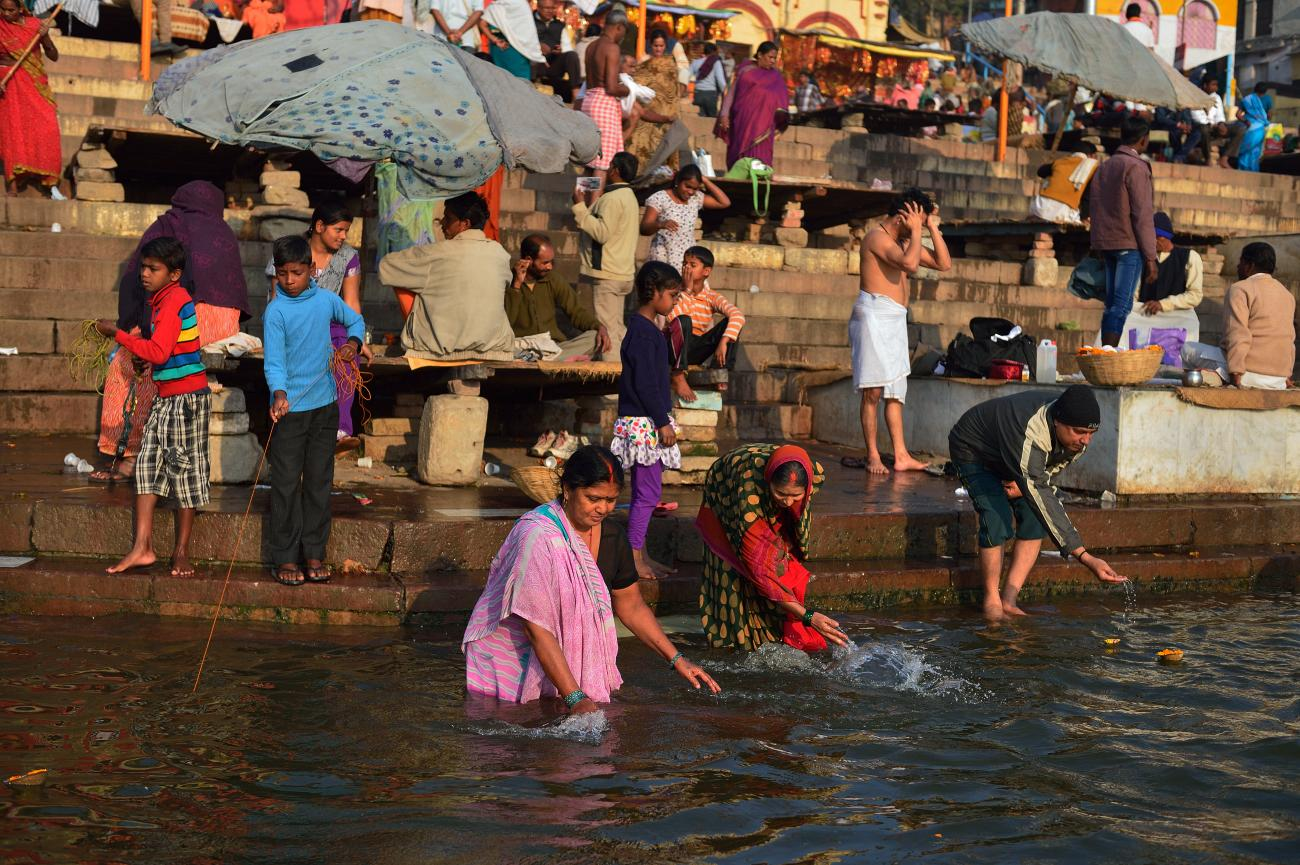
[610,262,682,582]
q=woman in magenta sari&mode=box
[464,446,719,715]
[715,41,789,171]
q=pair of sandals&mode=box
[273,562,331,586]
[89,457,135,484]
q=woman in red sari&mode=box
[714,41,789,172]
[697,444,849,652]
[0,0,60,195]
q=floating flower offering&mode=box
[1157,648,1184,664]
[1102,638,1121,646]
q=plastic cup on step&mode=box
[63,452,79,467]
[483,462,503,477]
[76,459,94,473]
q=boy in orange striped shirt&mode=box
[666,246,746,402]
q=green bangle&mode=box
[801,608,816,628]
[668,650,684,668]
[563,689,587,709]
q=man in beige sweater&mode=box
[572,152,641,356]
[1186,242,1296,388]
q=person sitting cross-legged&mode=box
[505,233,611,361]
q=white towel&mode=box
[482,0,544,64]
[849,291,910,392]
[619,73,656,116]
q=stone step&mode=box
[49,92,151,123]
[0,256,125,290]
[738,316,846,347]
[0,356,95,393]
[0,393,100,433]
[733,342,850,374]
[718,402,812,439]
[0,288,118,320]
[910,299,1102,334]
[0,197,168,237]
[728,368,851,404]
[47,73,154,103]
[50,34,143,62]
[58,111,187,140]
[0,319,57,354]
[0,230,139,260]
[46,54,141,81]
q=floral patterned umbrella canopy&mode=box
[148,20,599,197]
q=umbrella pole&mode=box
[637,0,646,59]
[1049,84,1076,152]
[995,0,1010,162]
[139,0,151,82]
[0,4,61,93]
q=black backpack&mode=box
[944,317,1037,379]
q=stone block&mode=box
[679,455,717,472]
[676,424,716,442]
[1022,257,1059,287]
[259,217,311,241]
[266,155,294,171]
[363,433,417,463]
[1027,248,1054,259]
[783,247,849,274]
[75,147,117,170]
[676,390,723,411]
[74,167,115,183]
[259,170,302,188]
[700,240,784,271]
[210,412,250,435]
[662,469,708,485]
[251,204,313,220]
[209,432,261,485]
[678,441,719,457]
[261,185,310,208]
[75,181,125,202]
[365,417,420,436]
[674,407,719,427]
[417,394,488,486]
[210,388,247,413]
[774,227,809,248]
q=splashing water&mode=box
[1117,579,1138,614]
[471,710,609,745]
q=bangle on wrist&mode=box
[563,688,587,709]
[668,650,684,668]
[801,608,815,628]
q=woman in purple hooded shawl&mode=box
[715,42,790,171]
[92,180,250,482]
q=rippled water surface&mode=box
[1,594,1297,864]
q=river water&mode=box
[1,593,1296,864]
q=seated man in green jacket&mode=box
[506,233,611,361]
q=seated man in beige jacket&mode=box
[380,192,516,362]
[1184,242,1296,389]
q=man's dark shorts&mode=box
[954,461,1047,549]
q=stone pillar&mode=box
[208,388,261,484]
[664,397,722,485]
[417,394,489,486]
[1022,231,1059,287]
[73,144,124,202]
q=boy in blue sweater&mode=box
[264,236,366,585]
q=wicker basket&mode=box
[510,465,562,504]
[1075,347,1163,387]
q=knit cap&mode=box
[1052,385,1100,430]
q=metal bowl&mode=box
[1183,369,1204,387]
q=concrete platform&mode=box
[0,435,1296,625]
[809,377,1300,495]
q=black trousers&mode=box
[668,316,739,372]
[268,402,338,566]
[532,51,581,103]
[694,89,720,118]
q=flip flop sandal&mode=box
[304,564,331,583]
[88,470,130,484]
[272,565,304,586]
[840,456,868,469]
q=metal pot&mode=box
[1183,369,1204,387]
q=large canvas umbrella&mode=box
[961,12,1213,111]
[147,20,599,197]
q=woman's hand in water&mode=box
[674,656,722,694]
[570,697,600,715]
[810,612,850,647]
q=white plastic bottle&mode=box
[1036,339,1058,384]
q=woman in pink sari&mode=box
[464,446,719,714]
[715,41,790,171]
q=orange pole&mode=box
[637,0,646,58]
[996,0,1010,162]
[139,0,151,81]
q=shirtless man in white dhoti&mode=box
[850,188,951,475]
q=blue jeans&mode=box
[1101,249,1143,337]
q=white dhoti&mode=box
[849,291,911,402]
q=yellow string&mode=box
[67,320,112,395]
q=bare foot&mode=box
[635,561,659,581]
[1002,602,1029,617]
[866,456,890,476]
[649,556,677,577]
[983,599,1006,623]
[171,553,195,577]
[107,548,156,574]
[892,454,930,472]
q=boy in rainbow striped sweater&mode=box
[95,237,211,578]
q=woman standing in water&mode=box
[463,445,719,714]
[697,444,849,652]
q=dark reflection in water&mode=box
[1,594,1297,864]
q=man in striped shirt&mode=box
[665,246,746,401]
[95,237,211,578]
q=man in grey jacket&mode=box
[949,386,1128,622]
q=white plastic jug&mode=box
[1035,339,1058,384]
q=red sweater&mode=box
[114,283,208,398]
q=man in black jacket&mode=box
[948,386,1128,622]
[532,0,580,103]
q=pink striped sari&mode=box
[462,501,622,704]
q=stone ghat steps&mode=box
[5,546,1294,622]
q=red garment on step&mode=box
[282,0,325,30]
[0,14,60,187]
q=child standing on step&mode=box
[263,236,365,586]
[95,237,211,578]
[610,261,682,582]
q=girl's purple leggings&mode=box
[628,462,663,550]
[330,322,355,437]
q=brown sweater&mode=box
[1088,146,1157,262]
[1223,273,1297,378]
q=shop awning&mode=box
[779,29,956,62]
[593,2,738,19]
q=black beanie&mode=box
[1052,385,1100,430]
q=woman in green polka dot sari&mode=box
[696,444,849,653]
